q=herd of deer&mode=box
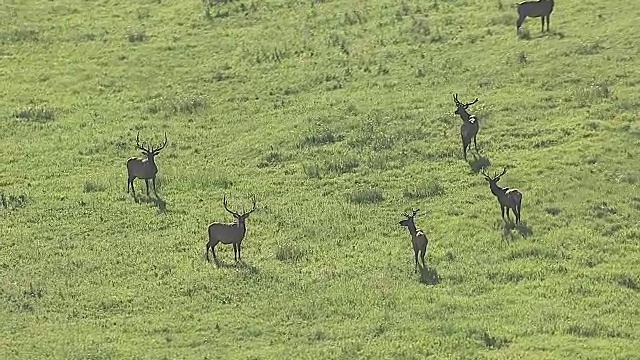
[397,0,555,271]
[124,0,551,270]
[399,94,524,272]
[126,93,523,271]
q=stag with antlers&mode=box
[206,195,258,262]
[481,167,523,224]
[453,94,480,160]
[399,209,429,272]
[126,131,168,198]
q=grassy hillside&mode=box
[1,0,639,358]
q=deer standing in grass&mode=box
[206,195,258,262]
[399,209,429,272]
[453,93,480,160]
[516,0,554,33]
[482,167,523,224]
[127,132,168,198]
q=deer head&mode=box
[136,131,168,162]
[453,93,479,116]
[399,208,420,228]
[481,167,508,185]
[223,194,258,224]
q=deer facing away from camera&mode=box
[517,0,554,33]
[206,195,258,262]
[399,209,429,272]
[482,167,523,224]
[453,93,480,160]
[127,132,168,197]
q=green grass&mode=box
[1,0,640,359]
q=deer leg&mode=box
[462,137,469,160]
[237,243,242,261]
[420,250,426,267]
[473,135,479,152]
[205,243,210,261]
[506,207,511,220]
[233,243,238,261]
[152,177,158,195]
[129,178,136,197]
[546,16,550,32]
[540,17,544,32]
[414,250,419,273]
[501,206,505,219]
[516,16,525,31]
[144,179,150,195]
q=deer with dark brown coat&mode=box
[206,195,258,262]
[516,0,554,33]
[482,167,523,224]
[126,132,168,198]
[399,209,429,272]
[453,94,480,160]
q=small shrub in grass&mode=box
[303,164,322,179]
[575,41,604,55]
[516,51,528,65]
[0,192,28,210]
[574,83,611,106]
[258,151,288,168]
[349,188,384,204]
[13,105,55,122]
[275,244,306,263]
[126,29,146,43]
[403,181,444,199]
[300,127,342,147]
[590,202,616,218]
[325,156,359,174]
[616,274,639,291]
[83,180,106,193]
[517,28,531,40]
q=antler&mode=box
[135,131,151,153]
[464,98,479,108]
[243,195,258,216]
[152,132,168,153]
[481,168,491,180]
[223,194,240,217]
[403,208,420,218]
[495,167,507,179]
[453,93,461,106]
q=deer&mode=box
[399,209,429,273]
[453,93,480,160]
[205,195,258,262]
[481,167,523,224]
[516,0,554,33]
[126,132,168,198]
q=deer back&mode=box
[208,221,246,244]
[126,156,158,179]
[518,0,554,16]
[505,188,523,208]
[412,229,428,251]
[460,121,479,139]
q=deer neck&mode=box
[145,156,158,172]
[458,110,473,123]
[235,220,247,235]
[489,183,507,200]
[406,222,419,236]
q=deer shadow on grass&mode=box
[211,257,259,274]
[501,220,533,242]
[135,193,168,214]
[418,263,441,285]
[468,154,491,174]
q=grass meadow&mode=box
[1,0,639,358]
